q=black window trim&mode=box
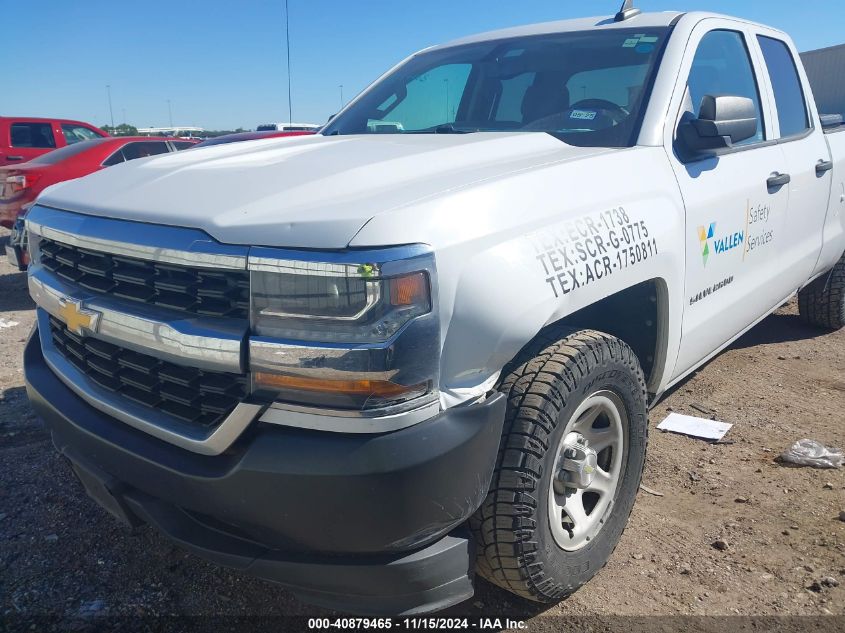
[683,126,815,163]
[755,34,816,144]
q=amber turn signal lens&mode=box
[390,272,428,306]
[254,372,422,398]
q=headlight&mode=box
[251,265,430,343]
[248,247,440,416]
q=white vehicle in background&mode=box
[256,122,321,132]
[137,126,205,139]
[22,1,845,616]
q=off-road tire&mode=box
[470,328,648,603]
[798,253,845,330]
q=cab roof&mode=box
[433,11,684,50]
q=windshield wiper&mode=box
[434,124,472,134]
[406,124,475,135]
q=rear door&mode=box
[753,31,834,285]
[665,21,791,379]
[4,120,58,164]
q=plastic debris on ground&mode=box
[656,412,732,441]
[779,439,844,469]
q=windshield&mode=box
[323,27,671,147]
[29,138,110,165]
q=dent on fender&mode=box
[438,200,678,407]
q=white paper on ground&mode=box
[657,412,732,441]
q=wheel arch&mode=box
[540,277,671,396]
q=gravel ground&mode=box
[1,225,843,632]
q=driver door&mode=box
[667,23,790,380]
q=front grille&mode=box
[49,317,248,428]
[39,237,250,319]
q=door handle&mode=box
[816,159,834,175]
[6,155,23,161]
[766,172,791,190]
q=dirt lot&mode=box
[1,225,843,630]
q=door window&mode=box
[10,122,56,148]
[62,124,102,145]
[757,36,810,138]
[102,149,126,166]
[685,30,765,145]
[119,141,170,160]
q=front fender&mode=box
[352,146,687,406]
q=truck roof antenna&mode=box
[615,0,642,22]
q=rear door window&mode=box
[102,148,126,166]
[62,124,102,145]
[10,122,56,148]
[119,141,170,161]
[171,141,195,150]
[757,36,810,138]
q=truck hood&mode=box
[38,133,616,249]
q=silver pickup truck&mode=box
[22,2,845,616]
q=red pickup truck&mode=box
[0,116,108,166]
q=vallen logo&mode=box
[697,222,716,266]
[697,222,744,266]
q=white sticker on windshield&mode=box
[624,34,659,47]
[570,110,597,121]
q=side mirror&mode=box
[678,95,758,156]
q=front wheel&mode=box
[471,329,648,602]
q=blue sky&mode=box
[4,0,843,130]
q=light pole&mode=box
[106,84,114,128]
[285,0,293,127]
[167,99,173,127]
[339,84,344,111]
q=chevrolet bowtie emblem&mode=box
[58,298,101,336]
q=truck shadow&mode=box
[727,310,830,350]
[445,580,552,622]
[0,270,34,313]
[658,307,831,403]
[0,244,34,313]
